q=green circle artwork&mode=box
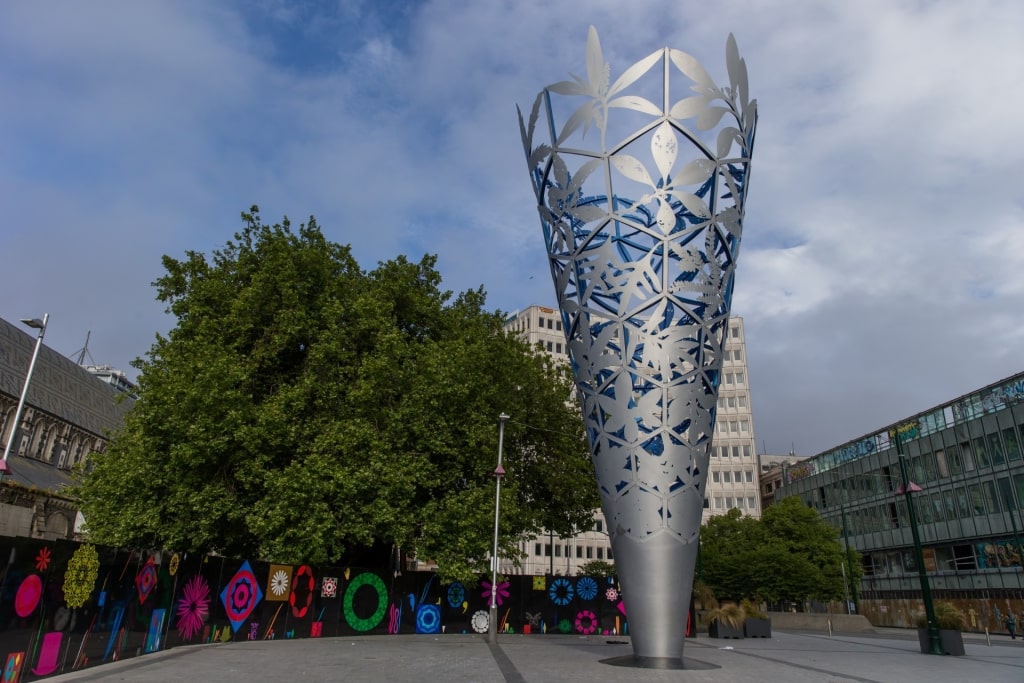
[63,545,100,608]
[343,572,388,632]
[558,618,572,634]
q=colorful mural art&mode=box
[0,538,625,680]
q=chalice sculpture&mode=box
[518,26,756,665]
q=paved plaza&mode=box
[43,628,1024,683]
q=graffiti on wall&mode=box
[0,537,626,680]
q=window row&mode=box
[717,394,748,410]
[537,316,562,332]
[532,543,613,560]
[862,536,1022,577]
[723,348,743,362]
[833,473,1024,536]
[711,469,755,484]
[723,372,745,386]
[711,445,754,458]
[542,340,563,354]
[803,423,1024,509]
[712,496,758,510]
[716,420,750,434]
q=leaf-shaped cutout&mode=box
[586,25,609,97]
[556,101,597,146]
[571,204,610,223]
[696,106,729,131]
[670,96,708,120]
[547,78,588,96]
[651,122,678,181]
[725,34,748,108]
[608,49,663,98]
[655,201,677,233]
[669,49,715,87]
[673,158,716,186]
[607,95,662,116]
[676,192,711,219]
[716,127,740,159]
[611,154,654,186]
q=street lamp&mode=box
[488,413,509,644]
[1,314,49,484]
[892,425,943,655]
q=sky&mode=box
[3,0,1024,458]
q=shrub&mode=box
[707,603,746,629]
[740,598,767,619]
[915,601,965,630]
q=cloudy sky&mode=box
[3,0,1023,458]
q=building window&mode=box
[595,520,603,533]
[743,445,751,457]
[713,471,721,483]
[714,497,723,508]
[736,497,745,508]
[556,343,562,353]
[545,544,552,556]
[607,547,613,560]
[745,470,753,483]
[727,396,736,408]
[555,545,562,557]
[596,547,604,560]
[731,326,739,338]
[723,471,731,483]
[535,543,542,556]
[576,546,583,558]
[734,349,742,361]
[738,395,747,408]
[740,420,749,432]
[730,421,738,432]
[748,497,756,509]
[547,341,553,351]
[547,319,553,329]
[586,546,593,559]
[556,320,562,331]
[726,497,734,508]
[735,372,744,385]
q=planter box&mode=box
[744,617,772,638]
[708,621,744,639]
[917,628,965,656]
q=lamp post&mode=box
[488,413,509,644]
[1,314,49,484]
[892,425,942,655]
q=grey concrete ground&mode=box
[41,628,1024,683]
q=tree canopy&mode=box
[699,497,859,605]
[75,207,598,582]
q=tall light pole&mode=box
[1,314,49,484]
[488,413,509,644]
[892,425,943,655]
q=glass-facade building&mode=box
[776,372,1024,632]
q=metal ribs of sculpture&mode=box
[518,27,756,664]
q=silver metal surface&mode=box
[518,27,756,661]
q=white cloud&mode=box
[2,0,1024,456]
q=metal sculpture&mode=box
[518,27,756,665]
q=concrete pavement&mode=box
[41,628,1024,683]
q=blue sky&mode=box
[3,0,1024,456]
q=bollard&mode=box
[985,627,991,646]
[827,619,833,637]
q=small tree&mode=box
[577,560,616,578]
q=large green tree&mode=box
[75,207,598,582]
[700,497,859,605]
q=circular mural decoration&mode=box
[15,575,42,618]
[576,577,598,601]
[558,618,572,633]
[416,604,441,634]
[290,565,314,618]
[605,587,619,602]
[35,547,51,573]
[343,572,388,632]
[446,582,465,608]
[575,609,597,634]
[168,553,180,576]
[471,610,489,633]
[548,577,574,606]
[63,544,99,609]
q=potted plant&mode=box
[741,598,771,638]
[916,601,965,656]
[707,603,746,639]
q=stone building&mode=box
[0,317,132,540]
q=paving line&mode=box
[487,643,526,683]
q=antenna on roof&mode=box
[71,331,95,366]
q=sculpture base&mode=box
[600,655,719,670]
